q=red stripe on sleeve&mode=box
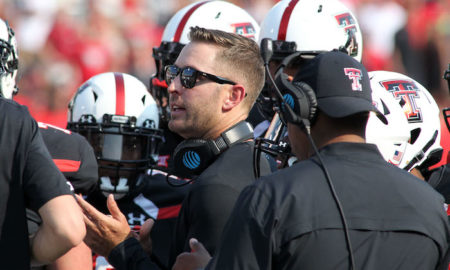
[157,204,182,219]
[53,159,81,172]
[173,1,209,42]
[278,0,299,41]
[114,72,125,115]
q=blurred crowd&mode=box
[0,0,448,128]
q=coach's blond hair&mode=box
[188,26,265,112]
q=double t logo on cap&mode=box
[344,68,363,91]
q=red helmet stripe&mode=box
[173,1,209,42]
[278,0,299,40]
[114,72,125,115]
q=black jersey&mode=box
[0,99,72,269]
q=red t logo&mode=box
[380,80,422,123]
[231,22,256,40]
[344,68,363,91]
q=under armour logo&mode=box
[143,119,155,128]
[273,40,284,51]
[80,114,95,123]
[344,68,363,91]
[128,213,146,225]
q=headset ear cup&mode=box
[293,81,317,122]
[172,139,216,178]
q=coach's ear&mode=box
[222,84,245,112]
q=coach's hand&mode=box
[76,194,131,257]
[172,238,211,270]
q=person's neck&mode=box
[308,133,365,157]
[203,114,247,140]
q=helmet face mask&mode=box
[254,115,294,171]
[68,72,163,199]
[0,19,18,99]
[150,41,185,124]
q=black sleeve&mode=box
[69,135,98,195]
[23,112,72,211]
[108,237,160,270]
[206,185,273,270]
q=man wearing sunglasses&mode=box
[77,26,271,270]
[163,25,270,260]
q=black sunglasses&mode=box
[164,65,236,89]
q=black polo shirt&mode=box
[0,99,71,269]
[207,142,450,270]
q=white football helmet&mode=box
[67,72,163,199]
[150,0,260,123]
[0,18,19,99]
[368,71,442,172]
[259,0,363,62]
[366,72,410,166]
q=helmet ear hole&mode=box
[92,91,98,102]
[410,128,421,144]
[380,99,390,115]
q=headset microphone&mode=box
[260,38,273,65]
[258,38,356,270]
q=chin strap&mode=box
[404,130,439,172]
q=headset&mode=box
[260,38,356,270]
[272,51,318,128]
[169,121,254,181]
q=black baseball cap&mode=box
[293,51,387,123]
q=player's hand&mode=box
[76,194,131,257]
[172,238,211,270]
[137,218,155,257]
